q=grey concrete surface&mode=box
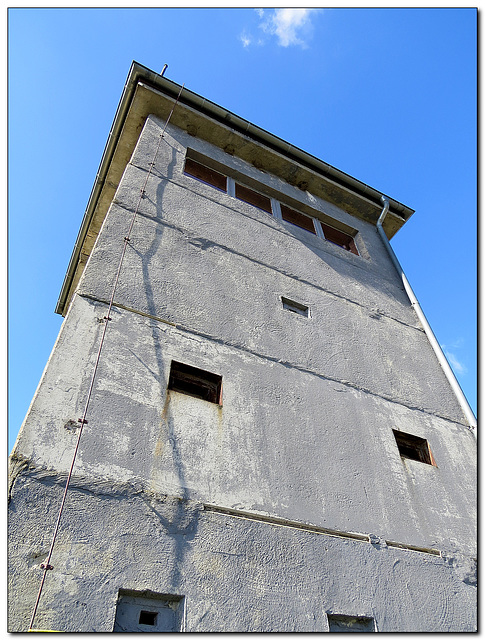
[8,475,476,632]
[9,110,476,631]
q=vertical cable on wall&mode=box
[28,83,185,632]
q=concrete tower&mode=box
[9,62,476,632]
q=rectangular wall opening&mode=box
[139,610,158,626]
[321,222,359,255]
[113,591,184,633]
[168,361,223,405]
[280,204,316,234]
[281,297,309,317]
[235,183,272,213]
[393,429,436,465]
[184,157,227,192]
[327,614,375,632]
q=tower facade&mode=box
[9,62,476,632]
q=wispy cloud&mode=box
[240,8,319,49]
[442,341,467,376]
[240,32,252,48]
[261,8,317,48]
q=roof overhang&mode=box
[55,61,415,316]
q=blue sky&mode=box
[8,8,477,448]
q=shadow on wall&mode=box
[137,137,199,594]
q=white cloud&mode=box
[260,8,318,48]
[240,32,251,48]
[240,8,318,49]
[442,344,467,376]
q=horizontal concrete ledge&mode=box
[385,540,441,556]
[204,504,443,556]
[204,504,370,542]
[9,461,445,559]
[79,293,177,327]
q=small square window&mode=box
[235,183,272,213]
[168,361,222,405]
[184,158,227,192]
[280,204,316,234]
[139,610,158,626]
[393,429,436,466]
[281,297,309,317]
[327,614,375,632]
[321,222,359,255]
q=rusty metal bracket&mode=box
[77,418,88,425]
[40,563,53,571]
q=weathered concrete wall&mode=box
[76,116,467,424]
[12,294,476,554]
[9,114,476,631]
[8,474,477,632]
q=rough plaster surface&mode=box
[8,474,476,632]
[78,118,466,423]
[9,115,476,631]
[13,294,476,553]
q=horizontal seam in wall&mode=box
[204,505,442,556]
[204,503,370,542]
[76,292,467,428]
[385,540,441,556]
[130,157,372,264]
[113,180,418,334]
[9,463,444,558]
[129,162,364,268]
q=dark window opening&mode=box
[139,610,158,626]
[328,614,375,632]
[235,183,272,213]
[168,361,222,405]
[184,158,227,192]
[280,204,316,234]
[393,429,436,466]
[321,222,358,255]
[282,297,309,317]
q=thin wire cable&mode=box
[28,83,185,632]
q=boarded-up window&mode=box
[280,204,316,234]
[235,183,272,213]
[393,429,436,466]
[327,615,375,632]
[184,158,227,192]
[168,361,222,405]
[321,222,359,255]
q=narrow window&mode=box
[393,429,436,466]
[327,614,375,632]
[184,157,227,192]
[281,297,309,317]
[139,610,158,626]
[280,204,316,234]
[321,222,359,255]
[168,361,222,405]
[235,183,272,213]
